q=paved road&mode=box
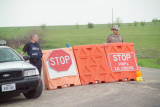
[0,67,160,107]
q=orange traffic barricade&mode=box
[42,48,81,90]
[73,44,109,85]
[104,43,139,82]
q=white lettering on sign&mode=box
[108,53,138,72]
[113,54,131,61]
[50,55,70,66]
[118,62,129,66]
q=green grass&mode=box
[137,58,160,69]
[0,22,160,69]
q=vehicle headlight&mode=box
[24,69,39,77]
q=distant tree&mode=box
[0,28,46,49]
[114,17,122,27]
[40,24,46,30]
[152,18,159,24]
[140,21,145,26]
[76,23,79,29]
[128,23,132,26]
[133,21,138,26]
[88,22,94,28]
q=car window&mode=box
[0,48,22,62]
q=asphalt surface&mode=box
[0,67,160,107]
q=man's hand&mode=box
[20,51,24,57]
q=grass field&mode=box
[0,22,160,69]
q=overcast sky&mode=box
[0,0,160,27]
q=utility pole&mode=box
[112,8,113,27]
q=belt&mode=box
[30,58,41,63]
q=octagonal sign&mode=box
[48,50,72,72]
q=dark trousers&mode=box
[30,59,42,76]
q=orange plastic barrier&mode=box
[42,48,81,90]
[73,44,109,85]
[104,43,139,82]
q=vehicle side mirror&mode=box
[23,55,31,61]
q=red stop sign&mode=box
[48,50,72,72]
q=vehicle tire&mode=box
[23,80,43,99]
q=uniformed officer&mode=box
[20,33,42,76]
[106,25,123,43]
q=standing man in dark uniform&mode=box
[21,33,42,76]
[106,25,123,43]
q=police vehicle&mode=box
[0,46,43,99]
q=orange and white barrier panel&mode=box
[42,48,81,90]
[104,43,139,82]
[73,44,109,85]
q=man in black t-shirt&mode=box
[20,33,42,76]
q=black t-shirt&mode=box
[23,42,31,53]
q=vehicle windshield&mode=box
[0,48,23,62]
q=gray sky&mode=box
[0,0,160,27]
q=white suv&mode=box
[0,46,43,99]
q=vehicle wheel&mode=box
[23,80,43,99]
